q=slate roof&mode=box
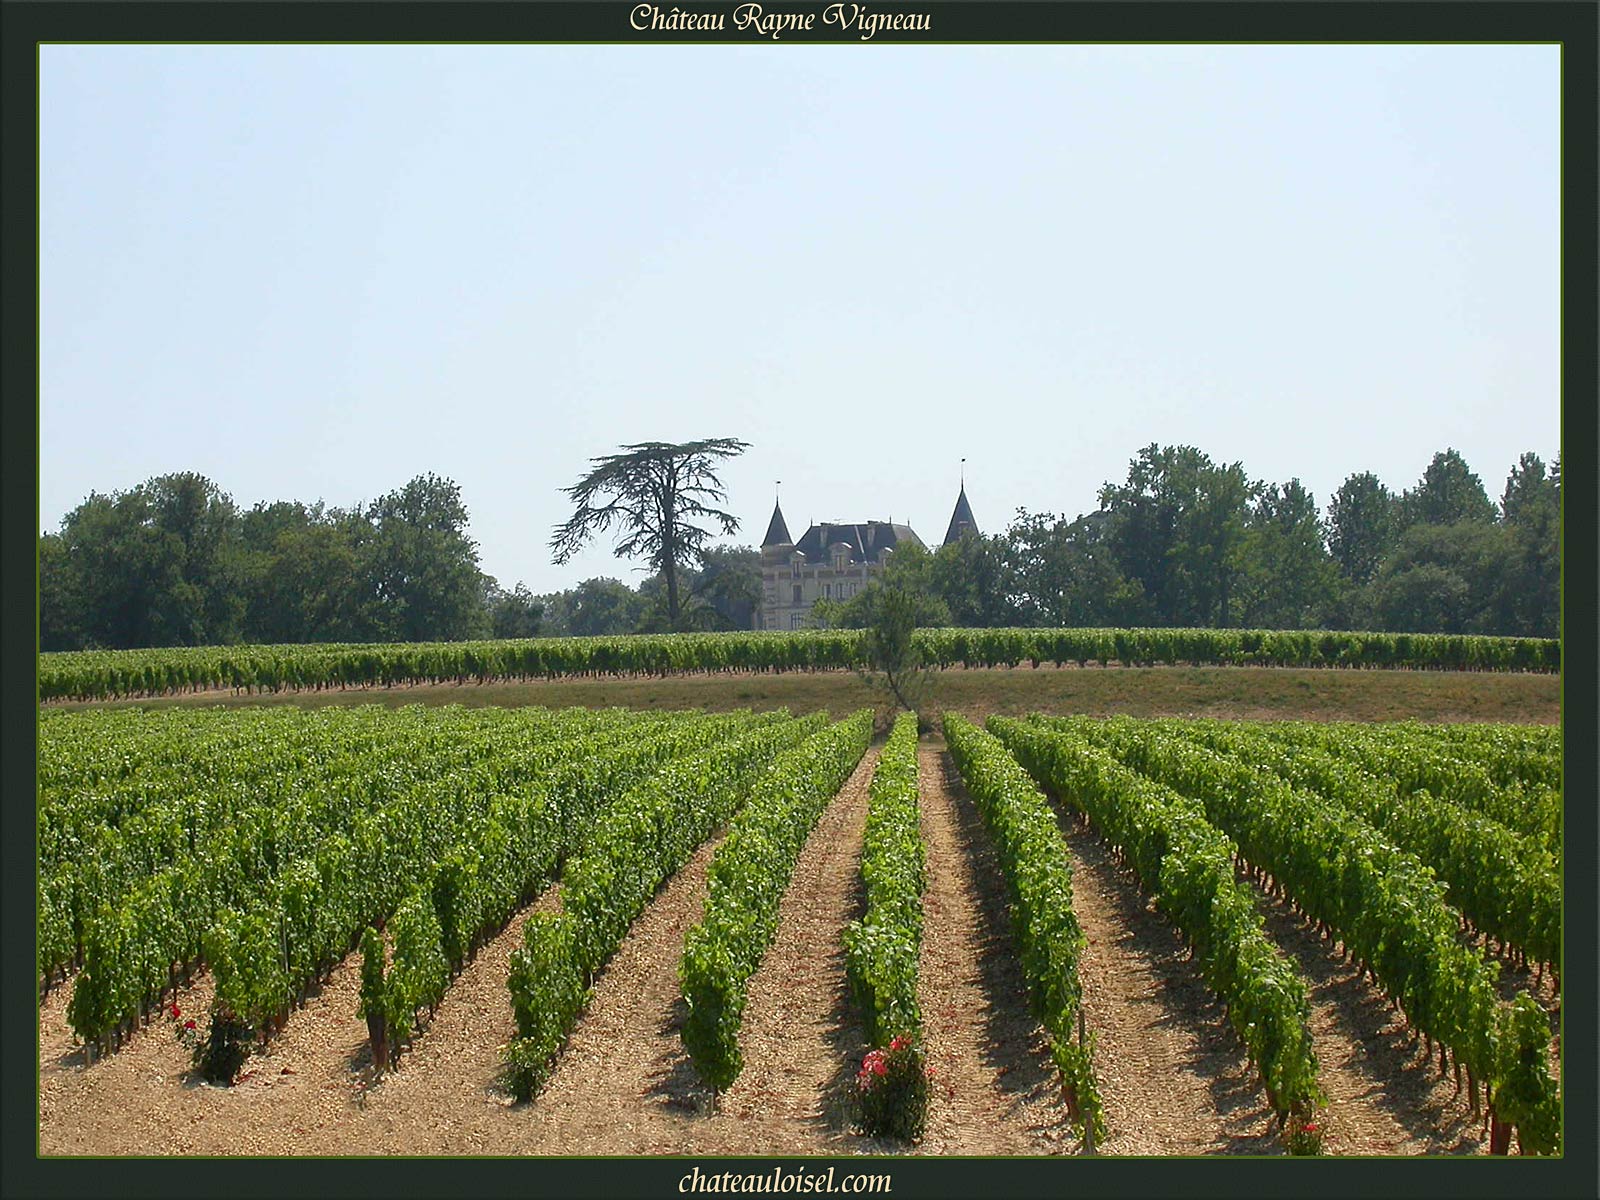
[792,520,925,564]
[943,486,979,545]
[761,501,793,547]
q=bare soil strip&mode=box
[689,744,883,1154]
[1245,878,1488,1154]
[40,967,222,1155]
[345,886,566,1153]
[913,741,1075,1155]
[38,952,376,1156]
[1050,812,1277,1155]
[57,665,1560,726]
[37,887,564,1156]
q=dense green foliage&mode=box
[1045,715,1560,1154]
[1156,719,1559,973]
[503,713,826,1099]
[1255,721,1562,855]
[679,711,873,1089]
[843,714,926,1049]
[59,707,621,1048]
[942,715,1103,1142]
[992,718,1323,1128]
[822,446,1559,640]
[44,705,775,1054]
[382,891,451,1054]
[41,472,490,650]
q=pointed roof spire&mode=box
[943,465,978,545]
[762,485,792,547]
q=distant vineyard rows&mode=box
[40,626,1560,701]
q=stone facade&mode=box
[757,514,923,630]
[755,488,978,630]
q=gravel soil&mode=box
[912,741,1075,1154]
[1246,885,1490,1154]
[37,735,1538,1158]
[1050,814,1279,1155]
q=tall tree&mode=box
[48,473,242,648]
[999,510,1142,628]
[1172,459,1257,626]
[1499,452,1561,637]
[929,529,1016,627]
[364,473,489,642]
[561,577,647,637]
[1239,479,1338,628]
[257,514,374,643]
[1367,522,1512,635]
[38,533,79,651]
[238,501,372,643]
[550,438,749,627]
[1099,445,1258,625]
[688,545,762,631]
[485,580,546,639]
[1098,444,1210,622]
[1326,471,1398,585]
[1401,449,1497,527]
[1501,452,1558,524]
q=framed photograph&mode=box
[7,4,1594,1198]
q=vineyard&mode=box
[37,704,1562,1158]
[38,625,1560,702]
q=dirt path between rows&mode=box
[40,966,225,1155]
[690,744,883,1152]
[913,741,1075,1154]
[511,743,884,1155]
[1047,793,1493,1156]
[1246,885,1489,1154]
[40,946,373,1156]
[342,886,566,1153]
[1050,813,1277,1155]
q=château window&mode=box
[793,584,802,604]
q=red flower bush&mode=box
[852,1037,932,1141]
[168,1003,200,1053]
[167,1002,254,1084]
[1286,1112,1325,1156]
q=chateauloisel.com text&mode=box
[678,1166,893,1194]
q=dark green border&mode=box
[4,4,1595,1199]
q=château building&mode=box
[756,485,979,631]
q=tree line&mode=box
[816,444,1559,641]
[38,471,759,652]
[38,443,1557,652]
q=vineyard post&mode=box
[1078,1005,1096,1155]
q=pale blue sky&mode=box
[40,44,1560,594]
